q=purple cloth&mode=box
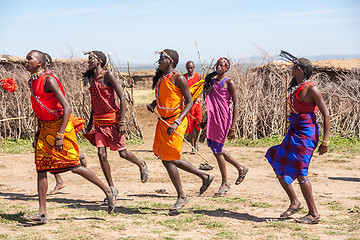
[265,112,319,185]
[207,139,224,153]
[205,78,232,146]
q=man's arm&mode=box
[227,79,239,139]
[44,75,72,152]
[309,85,330,155]
[106,71,126,122]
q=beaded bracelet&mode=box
[56,132,64,139]
[229,128,236,132]
[321,140,330,146]
[174,119,181,125]
[119,121,126,126]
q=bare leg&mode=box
[276,173,301,216]
[71,166,112,197]
[172,159,209,181]
[38,171,48,216]
[213,153,230,189]
[71,166,115,213]
[222,149,245,172]
[98,147,114,187]
[297,176,319,219]
[49,173,65,194]
[194,129,201,149]
[171,159,213,195]
[162,160,186,199]
[119,149,148,182]
[189,131,195,148]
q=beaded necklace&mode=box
[28,70,62,117]
[289,80,309,114]
[289,79,309,95]
[28,69,45,82]
[155,70,182,111]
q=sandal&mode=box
[295,215,320,224]
[214,185,230,197]
[169,196,189,211]
[140,161,149,183]
[235,166,249,185]
[280,202,303,218]
[21,213,48,224]
[107,187,118,214]
[199,163,214,171]
[200,174,214,195]
[104,186,119,203]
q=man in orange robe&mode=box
[147,49,214,211]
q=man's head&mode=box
[292,58,313,79]
[214,57,230,75]
[157,49,179,71]
[87,50,107,70]
[25,50,46,74]
[186,61,195,75]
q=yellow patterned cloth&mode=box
[35,117,80,173]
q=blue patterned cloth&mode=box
[266,112,319,184]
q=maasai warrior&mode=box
[22,50,116,224]
[147,49,214,211]
[83,51,148,200]
[202,57,248,196]
[184,61,202,154]
[40,53,87,195]
[265,57,330,224]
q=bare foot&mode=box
[49,183,65,195]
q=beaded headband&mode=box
[155,50,173,63]
[83,51,103,63]
[214,57,230,70]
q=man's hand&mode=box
[147,102,156,112]
[167,122,178,136]
[318,145,328,155]
[228,130,236,139]
[54,138,64,152]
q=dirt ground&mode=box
[0,104,359,240]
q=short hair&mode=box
[186,61,194,66]
[30,50,47,67]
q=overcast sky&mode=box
[1,0,359,66]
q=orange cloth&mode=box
[35,117,80,173]
[153,72,188,161]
